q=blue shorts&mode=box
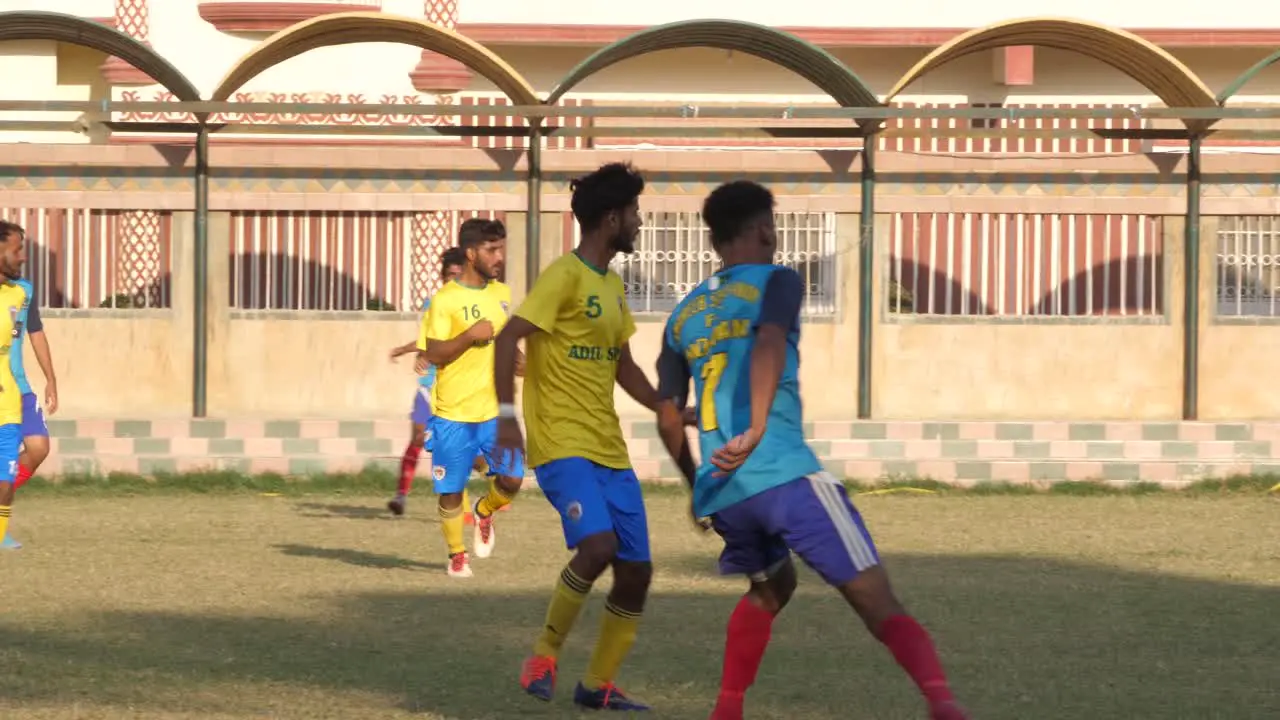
[410,389,434,453]
[0,423,22,483]
[535,457,650,563]
[711,472,880,587]
[21,392,48,438]
[429,417,524,494]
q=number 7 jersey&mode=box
[663,264,822,517]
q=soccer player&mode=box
[0,222,34,550]
[494,162,660,711]
[418,218,524,578]
[387,246,465,517]
[654,181,968,720]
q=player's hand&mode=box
[710,426,765,477]
[413,353,430,375]
[466,319,495,345]
[44,382,58,416]
[495,416,525,469]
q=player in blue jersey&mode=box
[655,182,967,720]
[0,220,58,551]
[387,247,465,516]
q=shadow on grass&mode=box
[1,554,1277,720]
[292,502,395,521]
[274,543,444,572]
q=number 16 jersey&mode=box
[420,279,512,423]
[663,264,822,517]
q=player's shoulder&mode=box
[12,278,32,294]
[486,280,512,301]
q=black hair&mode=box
[0,220,25,244]
[440,247,466,274]
[458,218,506,250]
[569,162,645,232]
[701,180,775,249]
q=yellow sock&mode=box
[583,601,641,690]
[438,500,466,555]
[476,477,514,518]
[533,566,592,658]
[0,505,9,539]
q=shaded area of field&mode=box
[2,493,1277,719]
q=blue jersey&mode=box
[418,297,437,390]
[6,278,41,395]
[660,264,822,517]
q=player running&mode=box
[418,218,524,578]
[495,162,663,712]
[655,181,968,720]
[0,221,36,551]
[387,247,465,517]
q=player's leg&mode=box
[470,418,524,558]
[520,457,617,701]
[0,425,22,550]
[782,472,966,720]
[571,465,652,710]
[4,395,45,549]
[389,389,433,515]
[429,419,479,578]
[705,492,795,720]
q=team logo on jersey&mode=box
[8,305,18,338]
[501,301,510,317]
[566,501,583,522]
[432,466,446,481]
[708,276,721,291]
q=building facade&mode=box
[2,1,1280,481]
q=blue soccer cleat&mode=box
[1,535,22,550]
[573,682,650,711]
[520,655,556,701]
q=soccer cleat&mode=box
[473,498,495,559]
[520,655,557,701]
[572,682,650,711]
[387,496,406,516]
[1,535,21,550]
[929,700,970,720]
[447,552,473,578]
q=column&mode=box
[100,0,154,86]
[409,0,473,94]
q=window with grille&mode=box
[585,211,839,317]
[1217,216,1280,318]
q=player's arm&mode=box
[27,302,58,413]
[655,334,697,490]
[711,268,804,474]
[418,296,486,367]
[616,343,660,412]
[390,340,418,359]
[497,265,567,404]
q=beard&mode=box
[612,228,637,255]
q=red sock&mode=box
[397,446,421,496]
[877,615,954,705]
[714,596,775,715]
[13,464,32,490]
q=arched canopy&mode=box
[0,10,200,101]
[1216,49,1280,104]
[886,17,1219,129]
[210,11,539,106]
[546,20,881,118]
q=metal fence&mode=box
[1216,215,1280,317]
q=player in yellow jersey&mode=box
[0,221,32,546]
[495,163,665,711]
[417,219,525,578]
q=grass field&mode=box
[2,480,1278,719]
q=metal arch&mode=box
[0,10,200,102]
[1216,49,1280,104]
[885,17,1219,130]
[209,11,539,106]
[545,20,881,114]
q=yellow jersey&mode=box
[0,282,30,425]
[517,253,635,469]
[418,279,512,423]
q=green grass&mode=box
[16,468,1280,499]
[1,490,1277,719]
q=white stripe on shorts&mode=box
[806,471,879,571]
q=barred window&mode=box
[1217,216,1280,317]
[589,211,839,316]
